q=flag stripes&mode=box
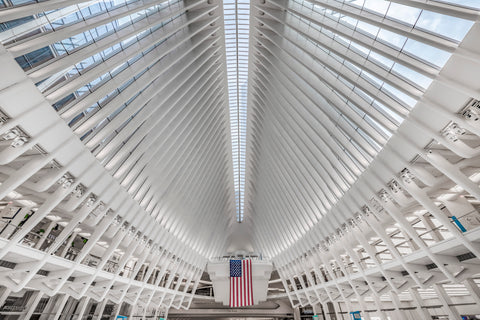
[229,259,253,307]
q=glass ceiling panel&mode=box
[223,0,250,223]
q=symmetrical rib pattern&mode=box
[0,0,480,318]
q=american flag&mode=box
[229,259,253,307]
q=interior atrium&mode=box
[0,0,480,319]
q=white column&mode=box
[464,278,480,306]
[92,299,108,320]
[434,283,462,320]
[22,291,44,320]
[34,221,56,250]
[0,287,11,308]
[71,296,90,320]
[409,287,433,320]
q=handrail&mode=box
[209,253,270,261]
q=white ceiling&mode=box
[0,0,479,276]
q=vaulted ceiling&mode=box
[1,0,480,314]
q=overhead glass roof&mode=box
[0,0,478,265]
[223,0,249,223]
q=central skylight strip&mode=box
[223,0,249,223]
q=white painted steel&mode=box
[0,0,478,318]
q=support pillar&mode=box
[293,306,301,320]
[313,302,327,320]
[464,278,480,305]
[39,295,57,320]
[326,301,339,320]
[110,301,122,320]
[59,296,77,320]
[61,231,78,258]
[409,287,432,320]
[129,304,138,319]
[434,283,462,320]
[34,221,56,250]
[51,294,69,320]
[22,290,43,319]
[390,291,415,320]
[420,214,444,243]
[0,286,11,307]
[93,298,108,320]
[71,296,90,320]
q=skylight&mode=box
[223,0,249,222]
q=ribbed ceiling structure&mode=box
[247,0,474,257]
[0,0,480,318]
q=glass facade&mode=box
[277,0,475,186]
